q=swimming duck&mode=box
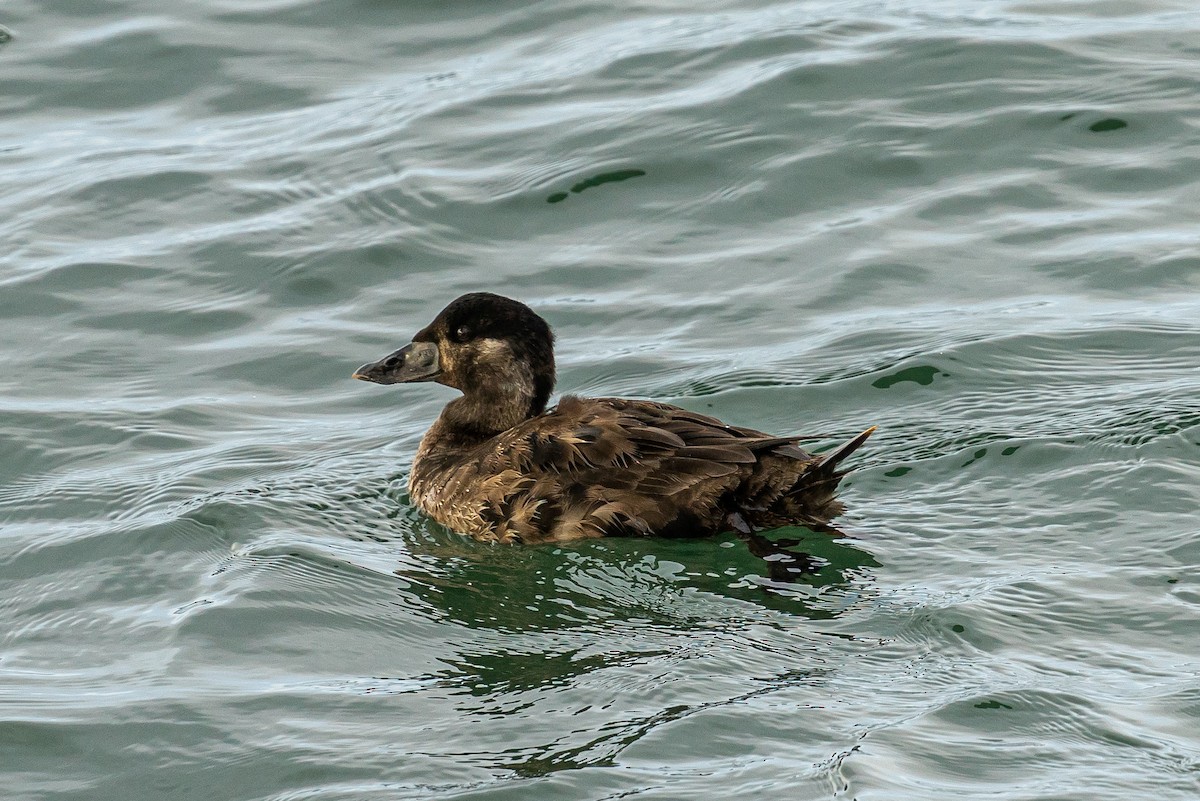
[354,292,874,545]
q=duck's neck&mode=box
[436,390,538,444]
[431,355,552,445]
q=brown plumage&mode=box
[354,292,874,544]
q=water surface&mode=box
[2,1,1199,799]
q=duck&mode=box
[353,292,875,545]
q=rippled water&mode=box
[2,1,1199,799]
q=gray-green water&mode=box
[2,1,1199,798]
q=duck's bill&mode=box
[353,341,441,384]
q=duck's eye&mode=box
[454,325,472,341]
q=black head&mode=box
[354,293,557,420]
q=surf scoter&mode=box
[353,292,874,544]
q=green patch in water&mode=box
[1089,118,1127,133]
[961,447,988,467]
[547,169,646,203]
[975,700,1013,710]
[885,466,911,477]
[872,365,945,389]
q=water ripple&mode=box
[3,1,1200,799]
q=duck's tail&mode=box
[753,425,877,528]
[810,425,876,483]
[784,425,876,507]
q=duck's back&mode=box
[409,395,872,544]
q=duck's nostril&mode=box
[385,356,401,369]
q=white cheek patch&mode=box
[475,338,511,359]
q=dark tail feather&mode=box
[808,425,876,484]
[772,426,875,525]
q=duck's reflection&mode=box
[392,518,879,630]
[382,520,878,779]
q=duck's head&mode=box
[353,292,556,422]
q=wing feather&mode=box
[449,395,844,541]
